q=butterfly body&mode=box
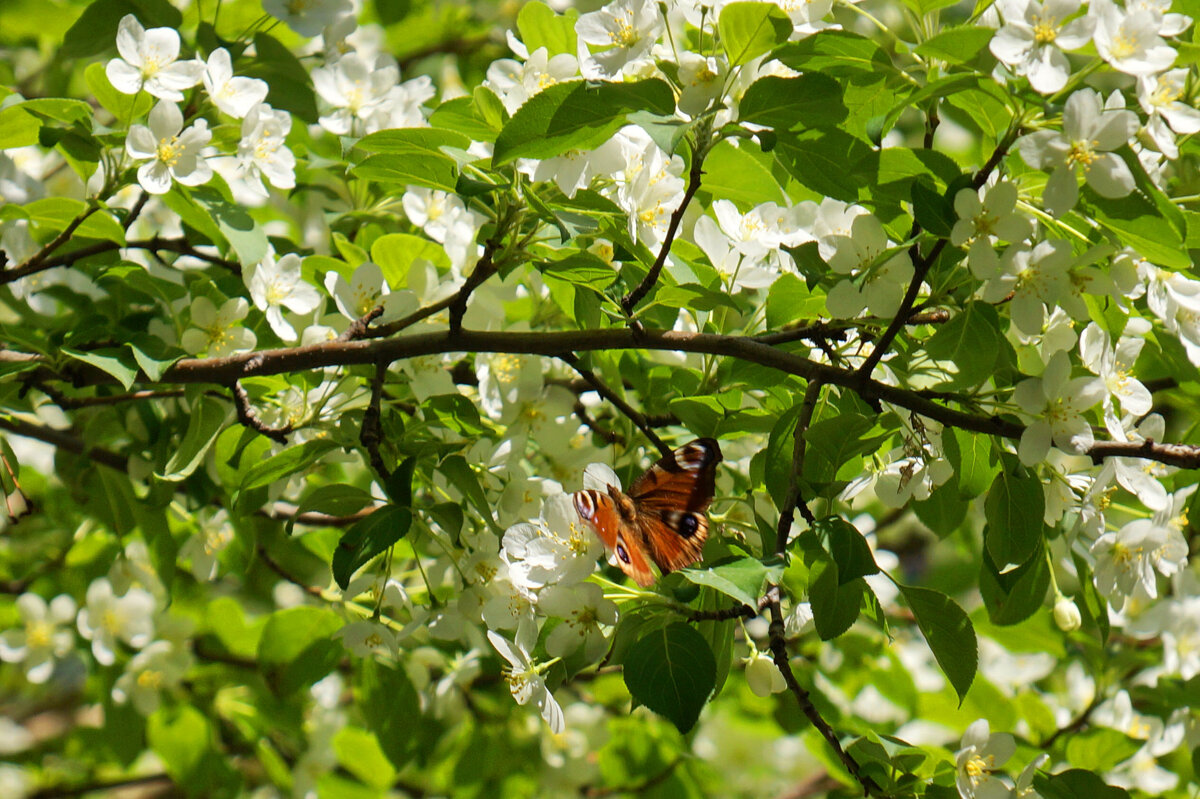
[573,438,722,587]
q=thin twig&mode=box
[620,144,706,316]
[582,757,684,797]
[0,237,241,285]
[560,353,669,457]
[360,361,391,484]
[230,381,291,444]
[448,239,501,333]
[255,544,323,597]
[11,203,99,276]
[30,773,173,799]
[776,380,823,552]
[339,305,385,341]
[856,131,1018,379]
[0,416,127,471]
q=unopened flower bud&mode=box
[1054,598,1082,632]
[745,654,786,697]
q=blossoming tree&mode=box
[1,0,1199,795]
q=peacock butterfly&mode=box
[572,438,722,587]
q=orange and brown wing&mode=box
[573,489,656,587]
[628,438,722,575]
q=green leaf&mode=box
[764,404,803,508]
[357,658,422,769]
[774,129,873,202]
[246,33,318,122]
[765,273,826,328]
[718,2,792,66]
[422,394,488,436]
[84,62,154,125]
[1081,186,1189,269]
[677,556,779,606]
[371,232,451,285]
[62,347,139,390]
[943,427,999,499]
[797,533,865,640]
[773,30,894,77]
[23,198,124,243]
[738,74,847,131]
[439,454,494,527]
[539,253,618,290]
[914,27,995,64]
[803,413,888,485]
[126,334,184,383]
[351,152,459,193]
[84,467,138,536]
[813,516,879,584]
[430,96,500,142]
[911,176,955,237]
[239,440,341,493]
[517,1,578,56]
[147,705,211,787]
[0,106,40,149]
[1034,769,1132,799]
[332,505,413,589]
[62,0,182,58]
[334,727,397,789]
[925,301,1002,388]
[912,482,969,537]
[188,185,268,267]
[670,396,725,438]
[984,460,1045,568]
[288,484,376,533]
[701,139,786,207]
[902,0,962,15]
[979,543,1049,626]
[623,622,716,734]
[157,396,228,482]
[898,584,976,703]
[355,127,472,156]
[257,606,343,695]
[19,98,96,126]
[492,79,676,165]
[160,188,227,251]
[1063,729,1143,771]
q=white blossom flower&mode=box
[485,46,580,114]
[1015,755,1049,798]
[333,619,399,659]
[955,719,1016,799]
[76,578,156,666]
[1013,350,1106,464]
[324,261,416,323]
[604,126,686,247]
[312,51,397,135]
[576,0,664,78]
[820,212,913,318]
[125,101,212,195]
[401,188,484,274]
[105,15,203,101]
[0,765,31,799]
[112,639,192,715]
[178,511,235,581]
[1079,320,1152,428]
[539,582,618,660]
[1053,597,1082,631]
[1017,89,1138,216]
[990,0,1095,94]
[180,296,257,356]
[201,48,268,118]
[1138,69,1200,159]
[950,181,1032,279]
[487,626,565,734]
[1128,0,1193,36]
[745,652,787,697]
[262,0,354,37]
[1091,0,1177,75]
[677,52,728,117]
[981,239,1090,334]
[218,102,296,204]
[1091,509,1189,608]
[502,493,604,590]
[1093,412,1170,511]
[0,593,77,683]
[694,215,780,291]
[245,252,322,341]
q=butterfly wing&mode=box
[572,489,657,587]
[627,438,722,575]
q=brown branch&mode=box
[255,544,323,597]
[449,238,501,334]
[360,361,391,484]
[766,589,879,797]
[1038,693,1103,748]
[560,353,669,457]
[39,387,187,409]
[776,380,823,553]
[620,144,706,316]
[856,131,1018,380]
[264,501,378,527]
[30,773,174,799]
[11,203,100,276]
[0,237,241,285]
[9,327,1200,469]
[230,381,291,444]
[756,309,950,346]
[339,305,385,342]
[574,400,624,446]
[683,594,771,622]
[0,416,128,471]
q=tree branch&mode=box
[360,361,391,484]
[230,381,291,444]
[10,202,99,277]
[0,236,241,285]
[620,145,706,316]
[8,326,1200,469]
[776,379,822,552]
[560,353,669,457]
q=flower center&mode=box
[1032,14,1058,44]
[26,620,53,649]
[1066,139,1099,169]
[609,10,639,48]
[157,136,183,167]
[965,753,994,781]
[137,669,164,690]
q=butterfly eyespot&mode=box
[677,514,699,539]
[573,491,595,520]
[616,543,631,565]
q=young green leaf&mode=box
[623,622,717,733]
